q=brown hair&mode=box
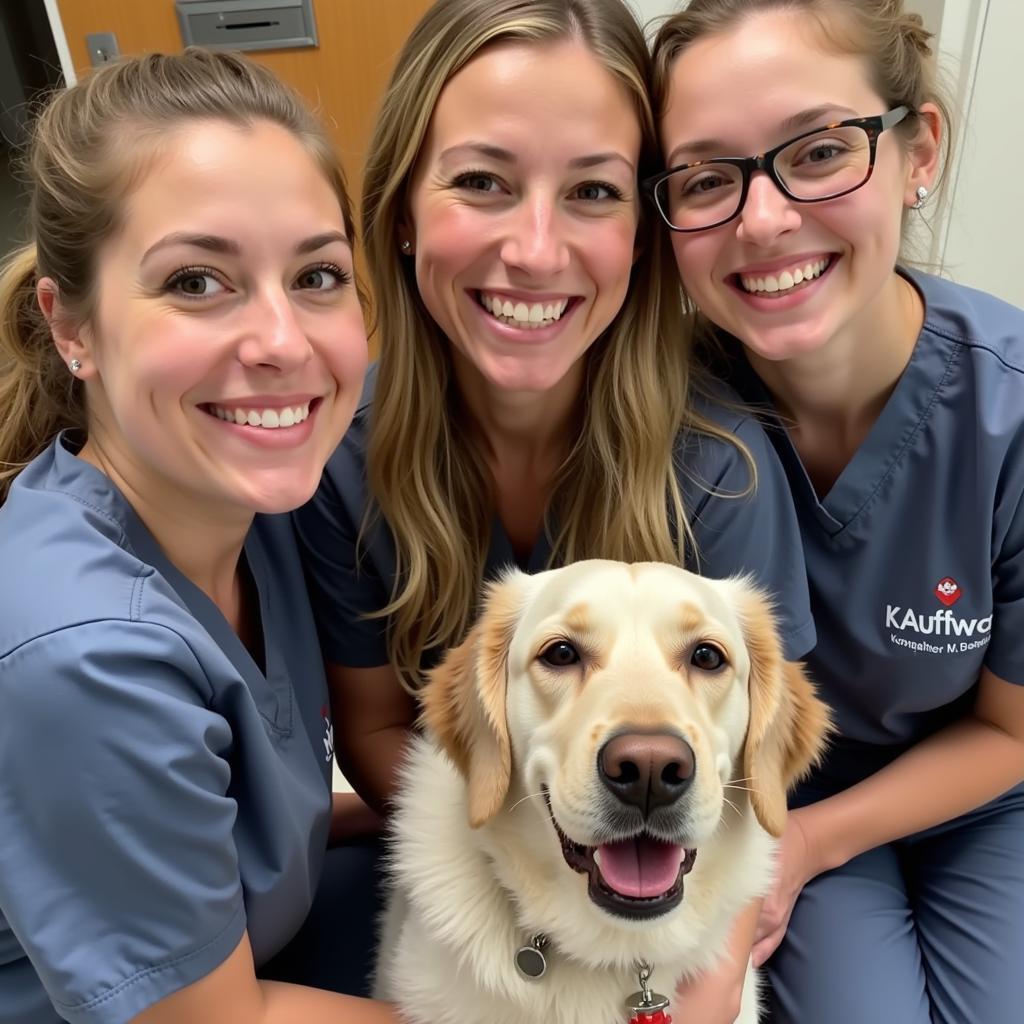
[652,0,954,234]
[361,0,755,685]
[0,47,355,503]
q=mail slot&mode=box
[176,0,318,52]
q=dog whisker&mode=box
[508,791,546,814]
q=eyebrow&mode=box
[141,230,350,265]
[439,141,635,173]
[666,104,862,166]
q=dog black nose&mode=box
[598,732,695,813]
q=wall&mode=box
[53,0,430,214]
[936,1,1021,307]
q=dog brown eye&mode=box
[539,640,581,667]
[691,643,725,671]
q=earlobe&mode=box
[37,276,92,377]
[905,102,942,204]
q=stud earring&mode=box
[68,358,82,373]
[401,240,412,253]
[912,185,928,210]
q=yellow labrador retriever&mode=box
[375,560,829,1024]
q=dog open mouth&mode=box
[543,791,697,920]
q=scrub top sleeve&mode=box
[685,415,816,662]
[0,620,246,1024]
[292,451,391,668]
[984,480,1024,686]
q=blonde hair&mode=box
[651,0,954,247]
[362,0,753,685]
[0,48,356,504]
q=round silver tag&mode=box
[514,943,548,980]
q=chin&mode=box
[238,476,320,516]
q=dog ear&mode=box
[736,583,832,837]
[420,572,528,828]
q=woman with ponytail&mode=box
[650,2,1024,1020]
[0,50,398,1024]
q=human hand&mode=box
[751,810,819,967]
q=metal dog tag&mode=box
[514,934,548,980]
[625,960,671,1022]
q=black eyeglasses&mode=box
[644,106,913,232]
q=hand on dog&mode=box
[751,810,817,967]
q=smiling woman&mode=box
[0,49,398,1024]
[293,2,823,1021]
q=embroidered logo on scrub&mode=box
[321,704,335,762]
[934,577,962,607]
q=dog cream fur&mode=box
[376,560,829,1024]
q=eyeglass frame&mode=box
[643,106,914,233]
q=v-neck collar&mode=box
[486,513,553,574]
[721,268,958,537]
[52,434,293,733]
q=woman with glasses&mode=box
[295,0,819,1017]
[650,2,1024,1022]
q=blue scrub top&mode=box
[718,268,1024,752]
[0,436,334,1024]
[294,375,816,669]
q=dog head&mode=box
[421,559,829,923]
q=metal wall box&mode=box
[176,0,318,53]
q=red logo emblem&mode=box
[934,577,961,606]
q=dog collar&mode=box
[514,940,672,1023]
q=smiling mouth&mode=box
[544,790,696,920]
[200,398,320,429]
[734,255,835,297]
[475,290,577,330]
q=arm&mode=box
[328,662,418,813]
[802,666,1024,872]
[753,667,1024,964]
[133,934,400,1023]
[329,791,385,845]
[674,897,761,1024]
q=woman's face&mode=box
[659,10,935,362]
[65,119,367,519]
[405,39,642,397]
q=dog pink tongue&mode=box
[596,838,684,898]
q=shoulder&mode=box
[0,446,214,677]
[674,379,778,491]
[909,268,1024,373]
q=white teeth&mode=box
[478,291,571,329]
[593,848,603,867]
[209,401,311,428]
[739,258,831,295]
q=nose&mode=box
[735,170,802,247]
[500,193,570,278]
[238,288,312,371]
[598,732,695,814]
